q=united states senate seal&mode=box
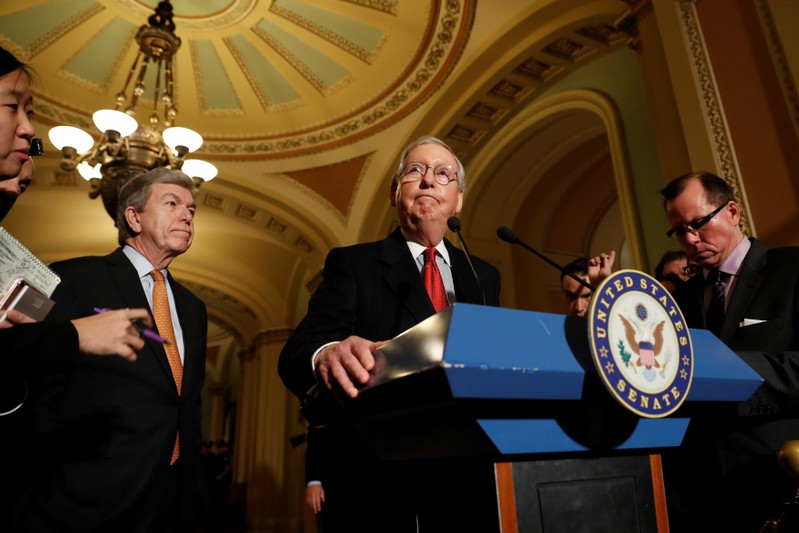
[587,270,693,418]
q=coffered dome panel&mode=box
[0,0,473,158]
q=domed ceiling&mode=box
[0,0,635,347]
[1,0,470,156]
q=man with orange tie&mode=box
[280,136,500,533]
[15,168,208,532]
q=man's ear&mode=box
[389,180,398,207]
[124,206,142,234]
[727,200,741,224]
[454,190,463,214]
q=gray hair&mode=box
[116,167,195,245]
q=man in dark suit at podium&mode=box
[661,171,799,530]
[280,136,501,533]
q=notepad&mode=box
[0,227,60,297]
[0,228,60,322]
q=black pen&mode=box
[93,307,169,345]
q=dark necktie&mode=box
[423,248,448,312]
[706,269,728,335]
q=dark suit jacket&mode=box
[0,323,82,524]
[668,238,799,529]
[0,322,79,416]
[279,228,501,533]
[15,248,208,532]
[279,227,500,400]
[676,238,799,421]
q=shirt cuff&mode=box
[311,341,340,372]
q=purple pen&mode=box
[93,307,169,345]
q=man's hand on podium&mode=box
[315,336,388,398]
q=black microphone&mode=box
[496,226,595,292]
[448,216,486,305]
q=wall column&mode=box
[205,384,229,444]
[243,328,302,532]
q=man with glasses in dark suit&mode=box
[280,136,501,533]
[661,171,799,530]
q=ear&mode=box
[124,206,142,234]
[727,200,741,225]
[454,190,463,214]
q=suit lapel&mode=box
[167,273,202,397]
[381,228,436,323]
[447,240,482,304]
[721,238,766,341]
[107,249,180,393]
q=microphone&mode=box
[496,226,595,292]
[448,216,486,305]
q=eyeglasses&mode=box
[666,202,728,239]
[400,162,458,186]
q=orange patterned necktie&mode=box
[150,269,182,464]
[423,248,448,312]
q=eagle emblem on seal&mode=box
[619,303,665,370]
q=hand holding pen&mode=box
[70,308,155,362]
[93,307,169,346]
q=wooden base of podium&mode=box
[496,454,669,532]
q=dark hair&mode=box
[654,250,687,280]
[560,257,588,283]
[660,171,735,209]
[116,167,195,245]
[0,46,31,80]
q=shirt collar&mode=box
[400,231,451,265]
[122,245,159,279]
[703,236,750,279]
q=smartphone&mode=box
[0,278,55,322]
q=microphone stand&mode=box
[448,216,486,305]
[496,226,595,292]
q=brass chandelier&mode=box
[48,0,216,220]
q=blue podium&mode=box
[347,303,762,532]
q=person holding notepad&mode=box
[0,46,155,525]
[0,48,152,370]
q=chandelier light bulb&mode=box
[48,126,94,153]
[163,127,203,153]
[76,161,102,181]
[181,159,217,182]
[92,109,138,137]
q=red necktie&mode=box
[424,248,448,312]
[151,269,182,464]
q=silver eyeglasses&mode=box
[400,162,458,186]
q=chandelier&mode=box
[48,0,217,220]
